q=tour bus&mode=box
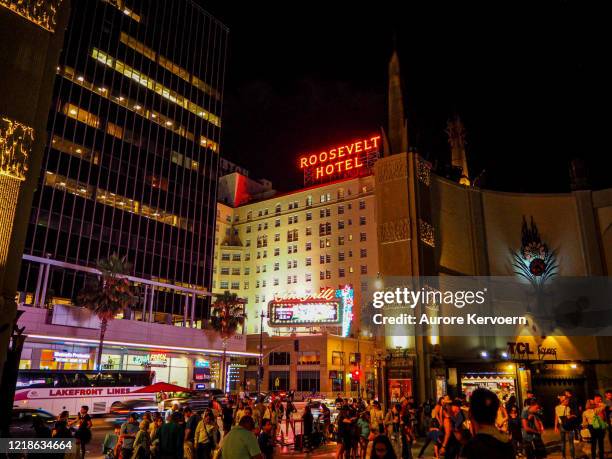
[14,370,154,415]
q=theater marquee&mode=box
[299,135,381,185]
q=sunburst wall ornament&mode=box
[511,216,558,288]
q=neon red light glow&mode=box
[298,135,381,184]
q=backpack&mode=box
[592,414,607,430]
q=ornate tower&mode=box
[446,116,470,185]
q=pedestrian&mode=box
[121,413,141,459]
[555,394,578,459]
[234,400,246,426]
[157,411,184,459]
[521,399,546,459]
[458,388,514,459]
[218,415,262,459]
[71,405,92,459]
[370,400,385,435]
[183,407,199,459]
[102,425,121,459]
[150,415,164,458]
[132,420,151,459]
[302,404,314,452]
[440,400,464,459]
[338,405,357,459]
[285,399,296,437]
[30,416,52,459]
[384,403,402,458]
[222,400,234,437]
[416,418,442,459]
[507,405,523,457]
[524,391,536,407]
[194,410,219,459]
[357,411,371,459]
[257,418,275,459]
[583,397,607,459]
[370,435,398,459]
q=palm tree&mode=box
[77,254,137,370]
[209,291,245,391]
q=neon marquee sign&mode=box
[299,136,381,185]
[268,285,354,337]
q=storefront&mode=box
[385,350,415,405]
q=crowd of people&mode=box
[29,387,612,459]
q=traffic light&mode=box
[352,369,361,379]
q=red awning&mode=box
[132,382,193,394]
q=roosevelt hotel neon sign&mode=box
[299,135,381,185]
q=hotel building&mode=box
[12,0,254,387]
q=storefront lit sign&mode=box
[268,285,354,337]
[298,135,381,185]
[507,342,557,360]
[53,352,90,363]
[195,359,210,368]
[131,353,168,367]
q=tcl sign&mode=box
[507,342,558,360]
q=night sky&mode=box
[203,1,605,193]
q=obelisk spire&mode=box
[385,48,409,156]
[446,115,470,185]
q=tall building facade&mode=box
[20,0,226,322]
[11,1,254,388]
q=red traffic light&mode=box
[352,369,360,378]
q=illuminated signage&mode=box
[268,285,354,334]
[130,353,168,367]
[53,352,90,363]
[298,135,381,185]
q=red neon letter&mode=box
[355,141,363,153]
[337,147,345,158]
[325,164,334,176]
[309,154,317,166]
[300,157,308,168]
[371,135,381,148]
[329,148,337,160]
[345,158,353,171]
[355,156,364,168]
[316,166,325,179]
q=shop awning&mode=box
[132,382,193,393]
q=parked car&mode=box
[10,408,56,437]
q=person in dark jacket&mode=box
[459,388,514,459]
[157,412,184,459]
[302,405,314,452]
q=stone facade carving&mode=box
[375,156,407,183]
[378,218,410,244]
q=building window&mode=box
[220,281,229,289]
[339,252,345,261]
[306,257,312,266]
[287,229,298,242]
[338,236,345,246]
[320,271,324,280]
[246,240,251,247]
[305,242,312,251]
[287,276,292,284]
[232,254,241,261]
[306,195,313,206]
[274,248,280,256]
[275,204,281,214]
[359,200,366,210]
[360,248,367,258]
[331,371,345,392]
[246,226,251,233]
[244,267,250,275]
[231,282,240,290]
[360,216,366,225]
[320,193,332,203]
[275,233,280,242]
[221,253,230,261]
[274,278,279,286]
[361,265,368,274]
[306,227,312,236]
[247,211,252,220]
[360,232,367,242]
[338,205,344,215]
[320,208,331,218]
[306,212,312,221]
[269,352,290,366]
[231,268,240,275]
[274,262,279,271]
[305,273,312,282]
[326,270,331,279]
[338,221,345,230]
[297,371,320,392]
[339,268,345,278]
[298,351,320,365]
[244,282,249,289]
[275,219,281,227]
[221,268,230,275]
[245,254,251,262]
[268,371,290,391]
[332,351,344,366]
[63,103,100,128]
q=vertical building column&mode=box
[141,285,148,322]
[33,262,44,307]
[190,292,196,327]
[148,288,155,323]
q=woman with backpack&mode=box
[583,396,608,459]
